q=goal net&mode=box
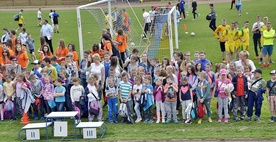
[76,0,149,59]
[145,5,179,60]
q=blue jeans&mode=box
[247,91,262,117]
[81,78,87,89]
[56,102,65,112]
[107,97,118,122]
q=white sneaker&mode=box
[135,118,142,123]
[156,119,160,123]
[162,119,165,123]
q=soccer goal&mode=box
[76,0,149,59]
[146,6,179,60]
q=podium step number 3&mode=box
[26,129,40,140]
[83,128,97,139]
[54,122,68,137]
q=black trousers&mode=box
[143,23,149,38]
[192,8,198,19]
[209,19,217,31]
[180,10,186,19]
[44,36,53,54]
[253,37,262,56]
[230,1,235,9]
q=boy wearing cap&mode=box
[213,69,233,123]
[246,69,266,121]
[30,60,42,79]
[266,70,276,122]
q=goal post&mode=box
[168,6,179,60]
[76,0,149,59]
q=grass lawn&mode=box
[0,0,276,141]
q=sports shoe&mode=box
[254,116,260,121]
[156,119,160,124]
[246,117,252,122]
[198,119,202,124]
[40,117,44,120]
[240,116,245,120]
[222,59,227,63]
[224,118,229,123]
[270,116,275,122]
[135,118,142,123]
[165,119,171,124]
[218,118,222,123]
[174,119,178,124]
[261,64,267,68]
[267,64,271,67]
[162,119,165,123]
[270,60,274,63]
[254,56,259,60]
[259,61,262,64]
[208,118,213,123]
[185,119,192,124]
[148,119,154,123]
[143,119,149,123]
[182,119,186,123]
[34,117,38,121]
[234,117,240,121]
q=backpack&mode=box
[111,43,121,60]
[197,103,205,118]
[139,92,147,107]
[118,103,127,117]
[190,103,197,119]
[14,14,19,21]
[167,84,175,99]
[4,100,14,111]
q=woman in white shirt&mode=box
[89,53,105,90]
[234,50,256,72]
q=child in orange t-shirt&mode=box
[55,39,68,64]
[15,44,29,70]
[164,75,178,124]
[102,34,113,57]
[115,29,128,61]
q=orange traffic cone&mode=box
[20,112,31,124]
[183,24,187,30]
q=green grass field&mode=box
[0,0,276,141]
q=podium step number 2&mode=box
[26,129,40,140]
[54,122,68,137]
[83,128,97,139]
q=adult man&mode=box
[261,22,275,68]
[40,19,54,53]
[196,51,210,71]
[214,19,230,62]
[252,15,264,59]
[16,9,24,32]
[239,21,250,51]
[52,10,59,33]
[223,22,236,62]
[37,8,42,27]
[142,8,151,39]
[111,7,119,31]
[209,4,216,31]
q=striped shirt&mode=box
[119,81,132,101]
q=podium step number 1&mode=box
[54,122,68,137]
[26,129,40,140]
[83,128,97,139]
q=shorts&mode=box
[262,45,274,55]
[29,49,34,54]
[242,44,249,51]
[220,42,226,52]
[38,18,42,20]
[18,24,23,27]
[268,96,276,112]
[226,43,235,53]
[53,20,58,25]
[236,5,242,10]
[235,41,241,49]
[122,25,129,31]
